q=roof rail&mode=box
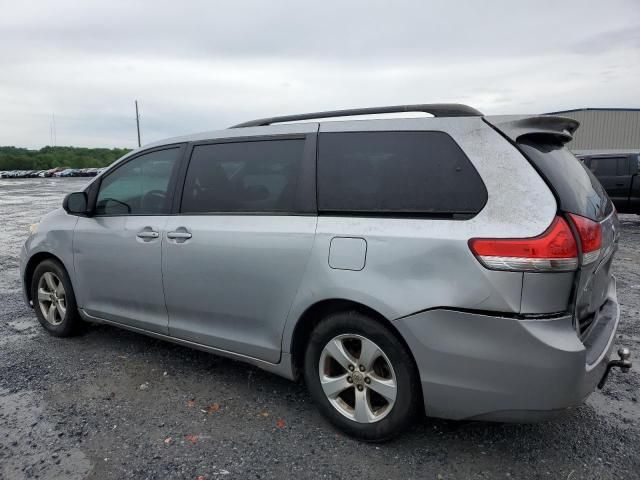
[229,103,483,128]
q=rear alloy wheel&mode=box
[319,334,397,423]
[31,259,82,337]
[304,311,421,441]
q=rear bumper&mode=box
[394,278,619,422]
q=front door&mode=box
[162,138,316,363]
[73,146,183,334]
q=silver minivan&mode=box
[20,104,632,440]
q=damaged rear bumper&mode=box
[393,277,628,422]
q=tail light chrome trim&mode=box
[582,249,601,265]
[477,256,578,272]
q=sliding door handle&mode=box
[167,231,192,240]
[136,230,159,239]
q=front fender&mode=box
[21,208,78,303]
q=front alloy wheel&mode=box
[31,258,82,337]
[37,271,67,325]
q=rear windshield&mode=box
[518,137,612,221]
[317,131,487,217]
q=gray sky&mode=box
[1,0,639,149]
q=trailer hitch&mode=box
[598,348,632,389]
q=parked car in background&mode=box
[576,150,640,214]
[45,167,64,177]
[53,168,74,177]
[77,168,100,177]
[21,104,632,440]
[1,166,105,179]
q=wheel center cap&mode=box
[351,371,364,386]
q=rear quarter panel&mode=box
[281,117,558,353]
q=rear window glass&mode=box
[181,139,304,213]
[518,138,612,221]
[317,131,487,216]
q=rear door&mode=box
[587,155,631,211]
[162,135,317,363]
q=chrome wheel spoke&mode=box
[46,303,58,324]
[38,288,52,302]
[56,299,66,318]
[367,376,397,402]
[320,374,351,398]
[43,272,57,292]
[353,388,374,423]
[358,338,381,371]
[55,281,65,297]
[324,338,356,371]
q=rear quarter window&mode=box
[518,138,612,221]
[317,131,487,217]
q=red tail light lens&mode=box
[568,213,602,265]
[468,217,578,272]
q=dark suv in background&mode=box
[576,150,640,214]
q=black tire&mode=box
[303,311,421,441]
[31,259,82,337]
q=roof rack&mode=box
[229,103,483,128]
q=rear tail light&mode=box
[567,213,602,265]
[468,217,578,272]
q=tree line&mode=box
[0,146,132,171]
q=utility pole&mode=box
[135,100,141,147]
[52,113,57,146]
[49,113,57,146]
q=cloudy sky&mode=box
[1,0,639,149]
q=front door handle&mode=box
[167,231,192,240]
[137,230,159,239]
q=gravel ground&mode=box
[1,178,639,480]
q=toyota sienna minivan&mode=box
[21,104,632,440]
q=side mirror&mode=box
[63,192,89,215]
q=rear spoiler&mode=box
[484,115,580,145]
